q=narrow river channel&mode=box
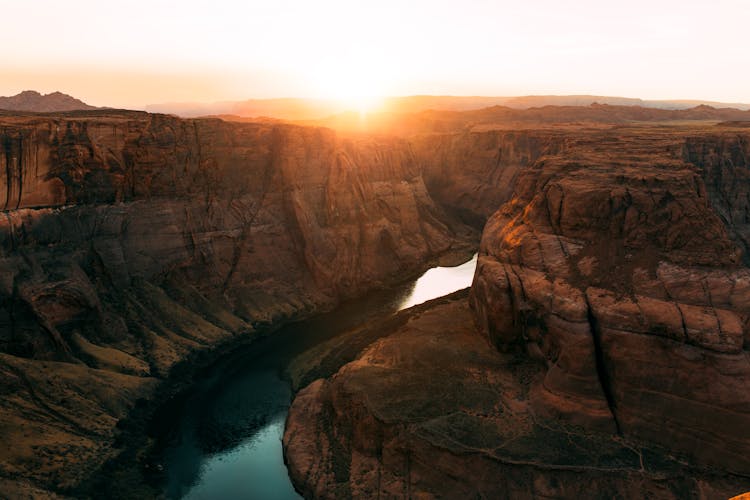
[161,254,478,499]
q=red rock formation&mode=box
[414,130,568,224]
[284,125,750,498]
[470,129,750,474]
[0,110,470,494]
[0,111,461,357]
[284,294,748,499]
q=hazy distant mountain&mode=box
[146,96,514,119]
[146,98,353,120]
[0,90,97,112]
[503,95,750,111]
[299,102,750,136]
[147,95,750,120]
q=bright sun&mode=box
[339,94,383,115]
[310,51,389,115]
[320,77,385,115]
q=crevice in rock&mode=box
[502,266,518,328]
[221,139,276,292]
[16,133,23,209]
[675,302,689,342]
[3,211,16,251]
[584,294,622,435]
[3,133,12,210]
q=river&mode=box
[160,254,478,499]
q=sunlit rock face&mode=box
[0,110,469,493]
[284,126,750,499]
[470,127,750,474]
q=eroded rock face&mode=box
[470,130,750,475]
[284,294,748,499]
[0,111,460,361]
[0,111,468,494]
[415,130,568,225]
[285,126,750,498]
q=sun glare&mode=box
[309,49,390,115]
[316,74,385,115]
[340,95,383,115]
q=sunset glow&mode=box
[2,0,750,108]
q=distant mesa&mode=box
[0,90,97,112]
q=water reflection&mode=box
[162,253,478,499]
[398,253,478,310]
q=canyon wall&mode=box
[0,111,462,361]
[285,125,750,498]
[470,131,750,474]
[414,130,568,225]
[0,111,469,494]
[6,110,750,497]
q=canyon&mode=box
[284,122,750,498]
[0,105,749,498]
[0,109,472,497]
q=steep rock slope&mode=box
[414,130,568,224]
[0,111,468,494]
[470,131,750,473]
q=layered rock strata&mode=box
[0,111,468,495]
[285,294,746,498]
[285,125,750,498]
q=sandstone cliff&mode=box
[284,124,750,498]
[470,128,750,473]
[0,111,469,495]
[414,130,569,225]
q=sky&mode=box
[2,0,749,109]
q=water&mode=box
[161,253,478,499]
[397,256,479,311]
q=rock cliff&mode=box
[470,128,750,473]
[284,124,750,498]
[414,130,568,225]
[0,110,470,494]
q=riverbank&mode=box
[283,293,750,499]
[74,244,477,499]
[284,288,473,394]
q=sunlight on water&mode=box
[398,253,478,310]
